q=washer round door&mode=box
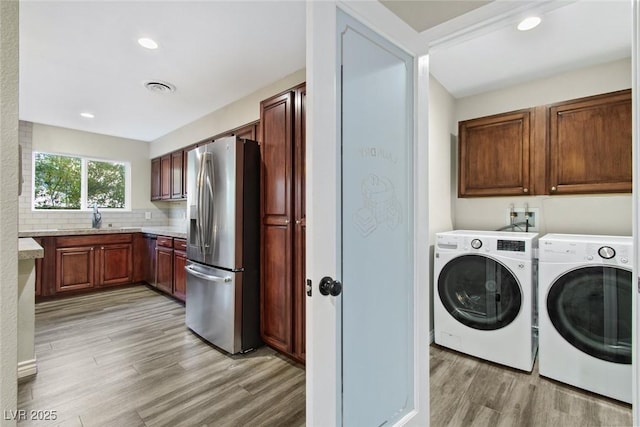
[547,266,632,364]
[438,254,522,330]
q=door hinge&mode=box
[306,279,312,297]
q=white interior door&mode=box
[306,2,430,426]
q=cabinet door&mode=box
[56,246,95,292]
[160,154,171,200]
[145,236,157,286]
[293,85,306,362]
[98,243,133,286]
[156,247,174,294]
[151,157,161,200]
[132,233,146,283]
[171,150,184,199]
[458,109,532,197]
[173,250,187,302]
[234,122,258,141]
[260,91,294,353]
[548,89,632,195]
[182,148,190,198]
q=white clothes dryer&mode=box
[434,230,539,372]
[538,234,632,403]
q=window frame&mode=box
[32,151,132,212]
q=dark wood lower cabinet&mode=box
[56,246,96,292]
[173,250,186,302]
[156,247,174,294]
[34,232,189,300]
[99,244,133,286]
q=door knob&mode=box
[319,276,342,296]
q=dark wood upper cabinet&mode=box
[151,158,161,201]
[458,109,532,197]
[170,151,184,199]
[150,123,258,201]
[548,89,632,195]
[160,154,171,200]
[458,89,631,198]
[233,121,259,141]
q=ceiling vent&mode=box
[144,80,176,94]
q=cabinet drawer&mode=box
[157,236,173,248]
[56,233,132,248]
[173,238,187,251]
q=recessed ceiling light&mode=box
[517,16,541,31]
[138,37,158,50]
[80,112,95,119]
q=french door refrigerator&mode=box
[185,136,261,354]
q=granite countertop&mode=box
[18,238,45,260]
[19,226,187,239]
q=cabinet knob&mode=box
[551,186,557,192]
[295,220,301,225]
[523,188,528,193]
[284,219,290,225]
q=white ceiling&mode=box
[19,1,632,143]
[429,0,632,98]
[19,1,306,142]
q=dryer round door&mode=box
[438,254,522,330]
[547,266,632,364]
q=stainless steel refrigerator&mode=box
[185,136,261,354]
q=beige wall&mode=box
[428,75,455,240]
[31,123,154,210]
[18,123,171,230]
[453,58,633,236]
[0,0,19,421]
[151,68,306,157]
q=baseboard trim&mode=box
[18,359,37,379]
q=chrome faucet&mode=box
[92,205,102,229]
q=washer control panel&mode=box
[497,239,526,252]
[435,233,535,259]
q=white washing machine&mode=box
[538,234,632,403]
[434,230,539,372]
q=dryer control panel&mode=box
[539,239,632,265]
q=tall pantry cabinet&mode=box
[260,83,306,363]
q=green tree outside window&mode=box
[33,152,129,210]
[34,153,81,209]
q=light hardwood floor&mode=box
[18,286,305,427]
[430,344,632,427]
[19,286,633,426]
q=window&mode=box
[33,152,130,210]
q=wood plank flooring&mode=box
[18,286,633,426]
[430,344,632,427]
[18,286,305,427]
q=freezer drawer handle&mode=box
[185,265,232,283]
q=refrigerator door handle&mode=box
[185,265,231,283]
[196,152,216,256]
